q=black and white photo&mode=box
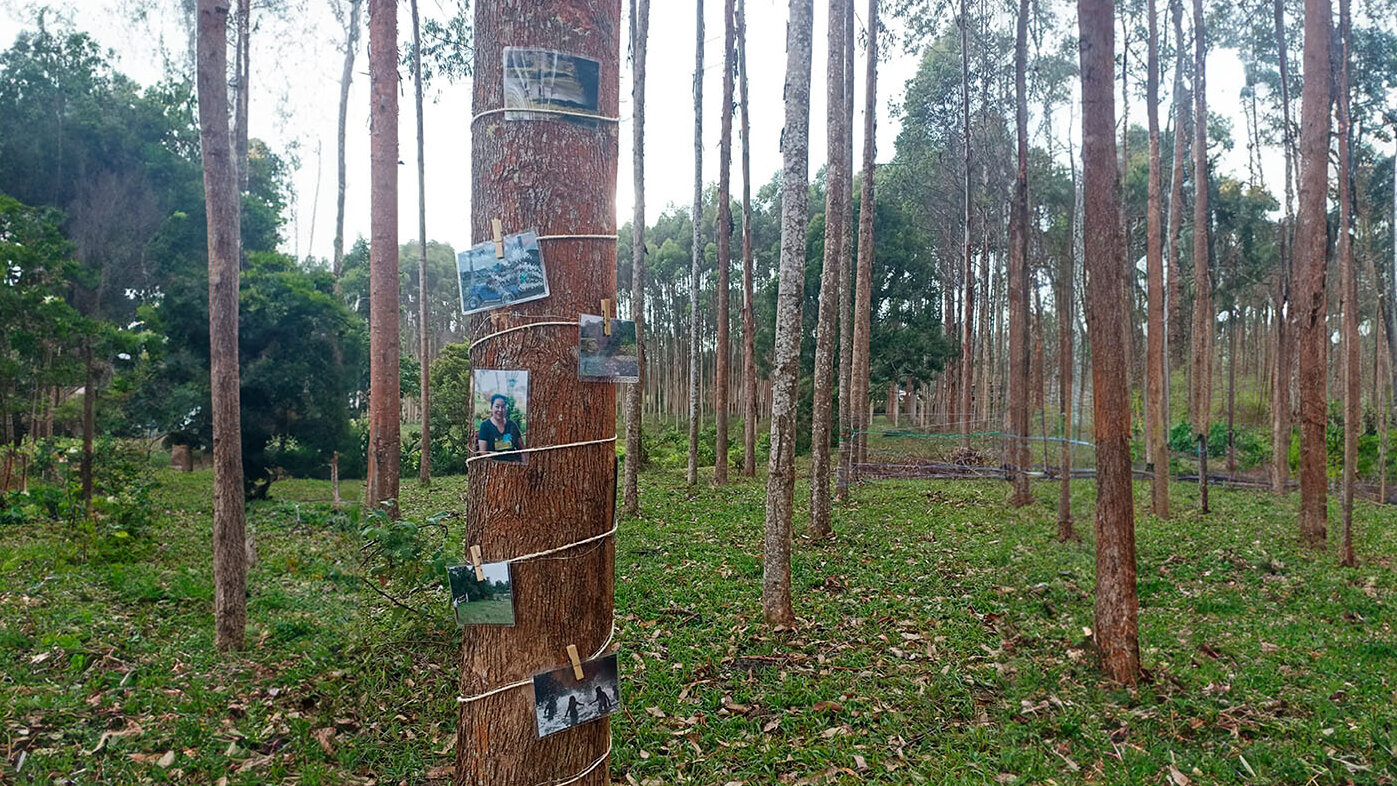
[532,653,620,738]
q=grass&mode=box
[2,464,1395,784]
[453,599,514,626]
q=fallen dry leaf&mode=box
[312,727,336,756]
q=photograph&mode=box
[532,653,620,738]
[579,315,640,382]
[472,369,529,463]
[446,561,515,627]
[503,47,601,123]
[457,231,550,316]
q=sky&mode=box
[0,0,1271,263]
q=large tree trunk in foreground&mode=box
[1146,0,1169,517]
[715,0,735,485]
[1006,0,1031,507]
[850,0,877,485]
[197,0,247,652]
[454,2,619,782]
[624,0,651,515]
[1337,0,1356,567]
[687,0,704,487]
[333,0,362,280]
[412,0,431,487]
[365,0,400,514]
[1296,0,1331,548]
[739,0,758,478]
[810,0,847,537]
[764,0,813,627]
[1079,0,1140,684]
[1190,0,1212,514]
[835,0,855,502]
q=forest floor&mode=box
[2,465,1395,784]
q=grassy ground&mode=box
[2,466,1395,784]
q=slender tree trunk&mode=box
[851,0,877,484]
[333,0,362,280]
[835,0,855,502]
[365,0,401,514]
[810,0,847,537]
[1079,0,1140,684]
[454,2,619,780]
[714,0,735,485]
[738,0,757,478]
[1271,0,1297,493]
[959,0,974,448]
[1296,0,1331,548]
[625,0,651,514]
[233,0,250,192]
[1189,0,1212,513]
[1007,0,1031,507]
[688,0,704,487]
[1146,0,1169,517]
[1337,0,1356,566]
[80,341,95,510]
[411,0,431,487]
[197,0,247,652]
[764,0,813,627]
[1166,0,1187,369]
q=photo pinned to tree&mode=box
[457,231,549,315]
[473,369,529,464]
[579,314,639,382]
[532,653,620,738]
[446,561,515,627]
[503,47,601,124]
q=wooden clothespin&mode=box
[492,218,505,258]
[470,544,484,581]
[601,299,612,336]
[566,644,585,680]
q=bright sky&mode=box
[1,0,1271,262]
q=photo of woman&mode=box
[472,370,529,463]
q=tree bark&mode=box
[1165,0,1187,372]
[333,0,362,280]
[1007,0,1032,507]
[738,0,758,478]
[810,0,847,537]
[412,0,431,487]
[1190,0,1212,514]
[1337,0,1356,566]
[835,0,855,502]
[197,0,247,652]
[1079,0,1140,684]
[454,2,620,781]
[764,0,813,627]
[365,0,401,515]
[233,0,250,193]
[687,0,704,488]
[715,0,736,485]
[959,0,974,448]
[850,0,877,485]
[1271,0,1296,493]
[1296,0,1331,548]
[625,0,651,515]
[1146,0,1169,517]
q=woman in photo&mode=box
[477,393,524,461]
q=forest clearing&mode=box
[2,463,1394,784]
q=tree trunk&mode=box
[1337,0,1356,566]
[80,340,95,511]
[687,0,704,488]
[764,0,812,627]
[197,0,247,652]
[1190,0,1212,514]
[1146,0,1169,517]
[1007,0,1031,507]
[810,0,847,537]
[625,0,651,515]
[333,0,362,280]
[714,0,735,485]
[454,2,619,781]
[739,0,758,478]
[1296,0,1331,548]
[835,0,855,502]
[1271,0,1297,494]
[959,0,974,448]
[412,0,431,487]
[365,0,401,514]
[851,0,877,484]
[1079,0,1140,684]
[233,0,250,193]
[1165,0,1187,369]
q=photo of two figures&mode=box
[532,653,621,738]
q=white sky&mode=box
[1,0,1271,262]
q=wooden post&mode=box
[455,2,619,783]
